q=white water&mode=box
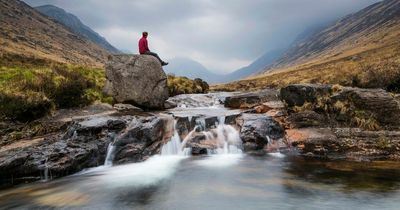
[104,143,116,166]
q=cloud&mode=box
[23,0,381,73]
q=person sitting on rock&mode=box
[138,31,168,66]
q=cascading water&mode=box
[104,143,116,166]
[161,119,192,156]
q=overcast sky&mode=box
[24,0,380,73]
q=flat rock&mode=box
[224,89,279,109]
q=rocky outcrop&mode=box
[280,84,332,107]
[113,116,171,164]
[281,84,400,128]
[287,128,400,161]
[0,112,170,187]
[281,84,400,160]
[224,89,279,109]
[331,87,400,127]
[237,114,284,151]
[0,117,115,186]
[104,54,169,109]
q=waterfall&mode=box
[104,143,116,166]
[205,124,243,155]
[161,120,192,156]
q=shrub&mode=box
[167,74,209,96]
[0,89,53,121]
[0,64,110,121]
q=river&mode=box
[1,93,400,209]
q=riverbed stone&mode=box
[104,54,169,109]
[113,116,170,164]
[238,114,285,151]
[224,89,279,109]
[280,84,332,107]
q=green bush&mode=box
[0,64,110,121]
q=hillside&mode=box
[213,0,400,91]
[35,5,120,54]
[0,0,111,67]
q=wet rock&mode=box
[185,132,216,155]
[113,103,143,112]
[107,119,127,131]
[286,111,327,128]
[104,54,169,109]
[164,100,177,109]
[280,84,332,107]
[205,116,219,129]
[0,127,110,186]
[113,116,169,164]
[287,128,400,161]
[238,114,284,151]
[175,116,191,139]
[224,89,279,109]
[224,113,241,125]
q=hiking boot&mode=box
[162,61,169,66]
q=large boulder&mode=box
[280,84,332,107]
[104,54,169,109]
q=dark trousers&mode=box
[143,51,163,63]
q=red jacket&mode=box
[138,36,149,54]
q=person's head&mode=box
[142,31,148,37]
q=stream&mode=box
[1,93,400,209]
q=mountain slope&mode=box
[221,48,286,83]
[0,0,110,67]
[263,0,400,71]
[213,0,400,91]
[35,5,120,54]
[164,57,223,84]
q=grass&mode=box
[0,63,112,122]
[212,36,400,93]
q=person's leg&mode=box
[143,51,163,63]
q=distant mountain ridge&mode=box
[0,0,111,67]
[260,0,400,73]
[164,57,223,84]
[213,0,400,91]
[35,5,120,54]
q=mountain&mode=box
[261,0,400,72]
[213,0,400,91]
[0,0,110,67]
[220,48,286,83]
[35,5,120,54]
[164,57,223,84]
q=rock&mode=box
[0,123,111,186]
[238,114,284,151]
[224,89,279,109]
[286,111,327,128]
[164,100,177,109]
[224,113,241,125]
[113,116,170,164]
[287,128,400,160]
[331,87,400,127]
[280,84,332,107]
[185,132,216,155]
[104,54,169,109]
[113,103,143,112]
